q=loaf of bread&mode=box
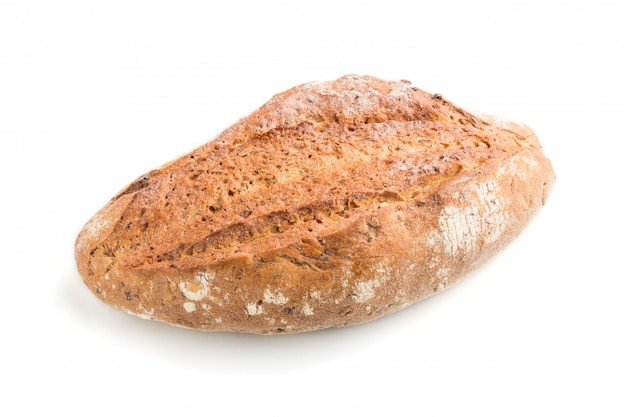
[75,75,555,334]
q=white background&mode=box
[1,1,624,416]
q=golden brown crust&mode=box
[75,75,555,334]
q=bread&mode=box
[75,75,555,334]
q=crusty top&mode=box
[76,75,554,334]
[95,75,540,270]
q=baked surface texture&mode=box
[75,75,555,334]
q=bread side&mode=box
[75,75,555,334]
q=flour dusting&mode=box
[431,180,508,256]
